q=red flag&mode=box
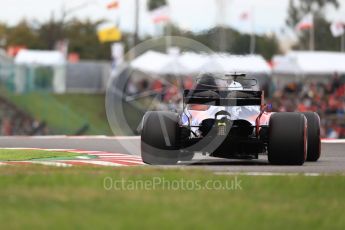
[151,5,170,24]
[239,12,250,21]
[296,13,313,31]
[107,1,119,10]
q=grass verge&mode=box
[3,91,112,135]
[0,166,344,229]
[0,149,80,161]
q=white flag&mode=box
[296,13,314,31]
[330,22,344,37]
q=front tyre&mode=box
[268,113,307,165]
[141,111,180,165]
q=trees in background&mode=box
[0,19,118,60]
[1,1,345,60]
[147,0,167,11]
[182,26,280,60]
[0,19,280,60]
[0,0,281,61]
[38,15,65,50]
[64,19,110,60]
[5,21,43,49]
[286,0,341,50]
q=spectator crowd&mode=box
[0,97,47,136]
[126,73,345,139]
[271,75,345,138]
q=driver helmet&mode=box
[228,80,244,90]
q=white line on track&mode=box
[76,156,93,160]
[69,150,104,154]
[92,153,142,157]
[96,156,143,160]
[43,149,76,152]
[87,153,133,155]
[98,159,146,164]
[64,160,124,167]
[22,161,72,167]
[321,139,345,144]
[214,172,323,176]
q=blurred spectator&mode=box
[1,117,12,135]
[0,97,47,136]
[271,74,345,138]
[151,79,164,101]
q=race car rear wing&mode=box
[183,90,263,106]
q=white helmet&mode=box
[228,80,244,90]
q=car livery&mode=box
[140,73,321,165]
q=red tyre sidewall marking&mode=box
[318,115,321,159]
[304,117,307,161]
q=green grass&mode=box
[4,92,112,135]
[0,149,80,161]
[53,93,112,134]
[0,166,344,229]
[1,84,150,135]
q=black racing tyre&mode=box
[141,111,180,165]
[179,151,195,162]
[178,127,194,161]
[302,112,321,162]
[268,113,307,165]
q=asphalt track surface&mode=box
[0,136,344,174]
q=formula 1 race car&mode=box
[140,73,321,165]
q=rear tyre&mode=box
[268,113,307,165]
[302,112,321,162]
[179,151,195,161]
[141,111,180,165]
[178,127,194,161]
